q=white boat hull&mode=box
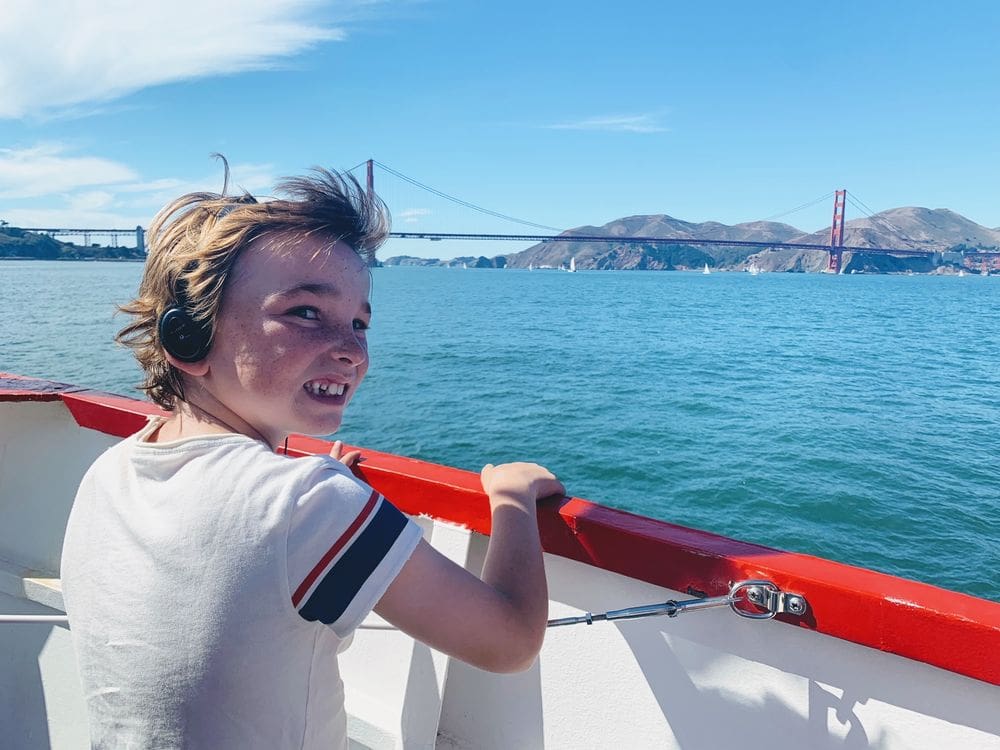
[1,376,998,749]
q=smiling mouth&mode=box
[304,380,347,398]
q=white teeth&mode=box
[305,381,346,397]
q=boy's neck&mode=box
[151,397,272,447]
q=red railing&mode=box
[3,373,998,685]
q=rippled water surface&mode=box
[2,261,998,600]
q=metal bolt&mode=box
[787,596,807,615]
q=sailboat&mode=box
[703,263,711,275]
[568,257,576,273]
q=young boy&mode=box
[60,165,563,748]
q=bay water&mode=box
[2,261,998,601]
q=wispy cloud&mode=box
[0,144,137,198]
[0,1,352,119]
[115,161,278,210]
[68,191,116,212]
[546,114,668,134]
[1,205,149,230]
[0,142,277,228]
[398,208,431,224]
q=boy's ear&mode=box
[165,352,210,377]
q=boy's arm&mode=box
[373,462,563,674]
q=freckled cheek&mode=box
[230,322,294,384]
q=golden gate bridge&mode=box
[8,160,973,274]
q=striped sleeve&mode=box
[286,463,422,637]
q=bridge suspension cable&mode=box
[344,160,370,176]
[761,192,836,222]
[844,192,914,247]
[300,161,928,257]
[370,160,561,232]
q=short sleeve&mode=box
[286,461,422,638]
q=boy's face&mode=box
[200,234,371,446]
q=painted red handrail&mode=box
[3,373,999,685]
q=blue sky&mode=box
[1,1,998,258]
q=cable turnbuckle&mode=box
[546,580,808,628]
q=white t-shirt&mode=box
[61,417,422,749]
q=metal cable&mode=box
[761,192,836,222]
[846,194,914,247]
[372,160,561,232]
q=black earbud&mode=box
[159,275,212,363]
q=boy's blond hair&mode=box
[117,163,389,410]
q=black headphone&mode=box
[158,278,212,363]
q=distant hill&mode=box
[0,227,145,260]
[499,206,999,272]
[383,254,505,269]
[0,227,66,259]
[382,255,441,267]
[503,215,801,270]
[789,207,1000,252]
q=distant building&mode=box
[962,252,1000,273]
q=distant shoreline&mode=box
[0,257,979,274]
[0,256,145,262]
[379,264,974,276]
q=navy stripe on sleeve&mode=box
[298,501,409,625]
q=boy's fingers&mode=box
[329,441,363,469]
[540,479,566,499]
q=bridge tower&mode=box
[828,190,846,273]
[136,226,145,254]
[364,159,377,266]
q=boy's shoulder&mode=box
[81,431,374,537]
[93,426,355,495]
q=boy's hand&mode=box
[480,462,564,507]
[329,440,363,476]
[378,459,564,673]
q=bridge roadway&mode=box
[18,226,936,258]
[21,228,138,236]
[389,232,936,257]
[20,226,145,249]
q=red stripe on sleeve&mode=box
[292,490,380,607]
